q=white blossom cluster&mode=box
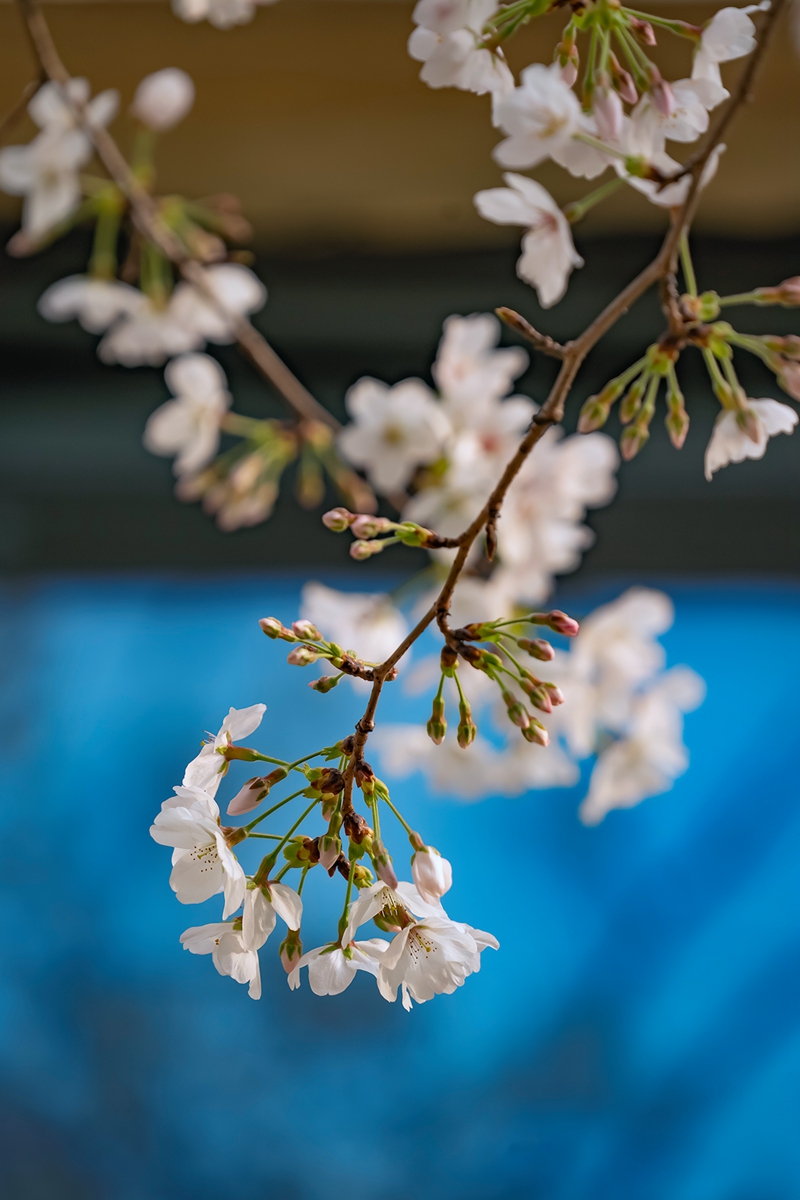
[150,703,497,1007]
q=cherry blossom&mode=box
[432,313,528,418]
[704,398,798,480]
[242,882,303,950]
[172,0,278,28]
[408,0,514,110]
[475,173,583,308]
[97,295,204,366]
[169,263,267,344]
[150,786,247,917]
[377,914,498,1009]
[131,68,196,131]
[692,4,767,98]
[411,846,453,903]
[338,377,451,494]
[143,353,231,476]
[492,64,581,170]
[617,141,726,210]
[27,78,119,136]
[180,921,262,999]
[0,130,91,242]
[579,666,705,825]
[287,940,388,995]
[183,703,267,796]
[38,276,145,334]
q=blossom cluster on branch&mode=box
[2,0,794,1006]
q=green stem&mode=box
[622,8,700,39]
[453,670,468,708]
[717,292,763,307]
[380,793,415,837]
[702,348,733,404]
[244,785,309,832]
[253,797,321,882]
[680,234,698,298]
[89,199,122,280]
[583,22,599,99]
[574,132,627,161]
[274,862,293,882]
[297,863,310,896]
[248,832,282,839]
[563,176,625,224]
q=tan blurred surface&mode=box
[0,0,798,250]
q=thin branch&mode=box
[15,0,339,433]
[495,307,566,358]
[0,77,41,147]
[340,0,784,796]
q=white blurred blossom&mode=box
[475,173,583,308]
[144,353,231,476]
[38,276,144,333]
[131,68,196,131]
[172,0,278,28]
[704,398,798,480]
[493,64,581,170]
[301,583,408,678]
[338,377,451,495]
[408,0,514,111]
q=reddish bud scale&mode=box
[517,637,555,662]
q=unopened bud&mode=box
[609,53,638,104]
[350,538,385,561]
[517,636,555,661]
[427,693,447,745]
[665,398,690,450]
[593,85,623,141]
[309,673,341,693]
[321,506,354,532]
[754,277,800,306]
[287,645,319,666]
[279,929,302,974]
[547,610,580,637]
[318,833,342,870]
[544,682,564,706]
[372,837,398,888]
[259,616,295,640]
[502,690,530,729]
[561,59,578,87]
[649,70,674,118]
[519,676,552,713]
[291,619,321,640]
[620,422,650,461]
[457,698,476,748]
[762,334,800,360]
[578,393,613,433]
[351,514,394,538]
[521,719,550,747]
[619,375,648,424]
[226,767,288,816]
[630,15,657,45]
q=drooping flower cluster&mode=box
[149,698,497,1005]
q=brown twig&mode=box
[340,0,784,797]
[495,307,566,358]
[15,0,340,434]
[0,77,42,147]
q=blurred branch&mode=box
[0,77,41,147]
[16,0,340,434]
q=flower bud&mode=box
[457,698,477,748]
[578,393,613,433]
[411,846,453,904]
[521,719,550,747]
[561,60,578,87]
[547,610,580,637]
[279,928,302,974]
[291,619,321,640]
[427,693,447,745]
[649,70,674,118]
[630,15,657,45]
[735,406,762,444]
[594,85,623,141]
[287,645,318,666]
[619,375,648,424]
[322,506,354,531]
[372,838,398,888]
[517,636,555,661]
[620,422,650,461]
[519,676,552,713]
[131,68,195,132]
[754,277,800,306]
[260,616,294,640]
[544,682,564,706]
[309,673,341,693]
[609,54,638,104]
[351,514,394,538]
[502,689,530,728]
[665,396,690,450]
[350,538,384,560]
[226,767,288,816]
[318,833,342,870]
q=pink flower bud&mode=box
[521,720,550,747]
[735,407,762,444]
[615,68,638,105]
[318,834,341,871]
[547,610,580,637]
[351,514,394,538]
[350,539,384,561]
[544,683,564,707]
[259,616,288,639]
[594,87,623,141]
[279,930,302,974]
[630,15,657,45]
[518,637,555,662]
[322,507,354,532]
[374,845,398,889]
[650,71,674,118]
[561,61,578,87]
[287,646,318,665]
[411,846,452,904]
[227,775,270,816]
[291,619,320,640]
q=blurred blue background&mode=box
[2,572,799,1200]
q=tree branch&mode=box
[340,0,784,797]
[15,0,340,433]
[0,77,41,147]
